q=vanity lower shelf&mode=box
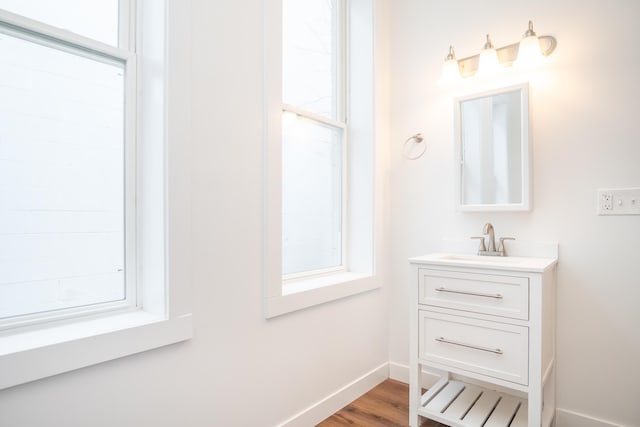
[419,378,528,427]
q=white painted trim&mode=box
[118,0,136,50]
[388,361,442,389]
[262,0,378,319]
[555,409,624,427]
[265,273,379,318]
[0,0,194,389]
[389,361,410,384]
[454,82,531,212]
[0,312,192,390]
[275,361,629,427]
[276,362,389,427]
[0,8,132,62]
[262,0,284,301]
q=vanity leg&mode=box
[409,361,421,427]
[528,390,542,427]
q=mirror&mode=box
[455,83,530,211]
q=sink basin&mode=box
[439,254,524,264]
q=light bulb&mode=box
[476,34,501,77]
[439,46,462,85]
[514,21,545,68]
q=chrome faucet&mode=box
[471,223,515,256]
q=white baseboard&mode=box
[388,361,440,388]
[389,361,411,383]
[276,362,389,427]
[275,361,625,427]
[556,408,624,427]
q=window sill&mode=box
[264,272,379,318]
[0,310,192,390]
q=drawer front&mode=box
[419,269,529,320]
[419,310,529,385]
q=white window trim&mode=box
[263,0,378,319]
[0,7,138,331]
[280,0,348,278]
[0,0,193,390]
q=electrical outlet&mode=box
[597,188,640,215]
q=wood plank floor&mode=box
[316,379,447,427]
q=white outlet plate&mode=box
[597,187,640,215]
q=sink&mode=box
[409,252,557,272]
[439,254,524,264]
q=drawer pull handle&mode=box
[435,337,503,355]
[436,287,503,299]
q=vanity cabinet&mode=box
[409,254,557,427]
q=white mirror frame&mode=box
[454,83,531,212]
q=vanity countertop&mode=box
[409,252,557,273]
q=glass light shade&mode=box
[476,47,501,77]
[439,58,461,85]
[514,35,545,68]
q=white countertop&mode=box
[409,252,557,273]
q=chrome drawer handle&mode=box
[435,337,503,355]
[435,287,503,299]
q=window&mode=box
[0,1,135,329]
[264,0,378,318]
[281,0,346,277]
[0,1,192,390]
[0,0,122,46]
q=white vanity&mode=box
[409,252,557,427]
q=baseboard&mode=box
[275,362,625,427]
[388,361,440,388]
[556,408,624,427]
[276,362,389,427]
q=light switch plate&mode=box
[597,187,640,215]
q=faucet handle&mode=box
[471,236,486,253]
[498,237,515,255]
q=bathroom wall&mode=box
[1,1,638,426]
[388,1,640,426]
[0,1,391,426]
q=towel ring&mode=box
[403,133,426,160]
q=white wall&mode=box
[2,1,639,426]
[0,1,391,426]
[388,1,640,426]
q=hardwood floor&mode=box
[316,379,447,427]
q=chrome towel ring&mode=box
[402,133,426,160]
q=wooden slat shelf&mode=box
[418,379,527,427]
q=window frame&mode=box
[280,0,348,280]
[263,0,378,318]
[0,0,193,390]
[0,3,138,330]
[280,103,348,281]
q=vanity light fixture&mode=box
[441,20,557,79]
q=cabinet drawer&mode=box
[419,311,529,385]
[419,269,529,320]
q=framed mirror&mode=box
[454,83,530,211]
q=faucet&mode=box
[483,222,496,253]
[471,223,515,256]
